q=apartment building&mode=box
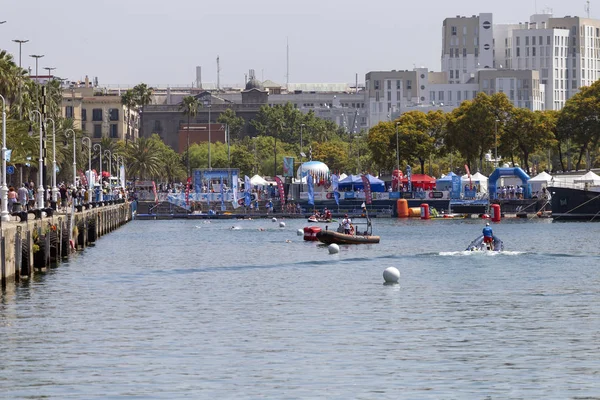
[62,80,139,142]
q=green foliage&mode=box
[217,108,245,142]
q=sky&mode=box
[0,0,592,87]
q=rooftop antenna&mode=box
[286,37,289,89]
[216,55,220,92]
[585,0,590,17]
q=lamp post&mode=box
[115,154,125,188]
[494,119,499,169]
[45,117,58,204]
[395,122,400,174]
[64,129,76,188]
[300,123,305,164]
[29,54,44,107]
[0,94,9,221]
[93,143,103,202]
[82,137,92,192]
[104,150,112,192]
[12,39,28,120]
[207,102,212,169]
[29,110,45,209]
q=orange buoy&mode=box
[397,199,409,218]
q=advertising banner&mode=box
[361,175,372,204]
[283,157,295,178]
[275,176,286,204]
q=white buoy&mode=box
[328,243,340,254]
[279,221,286,228]
[383,267,400,283]
[272,217,277,222]
[297,229,303,236]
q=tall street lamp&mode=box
[64,129,76,188]
[29,110,45,209]
[206,100,212,169]
[29,54,44,107]
[45,117,58,204]
[300,123,305,164]
[93,143,103,202]
[82,137,92,190]
[494,119,500,169]
[44,67,56,77]
[12,39,28,120]
[395,122,400,175]
[0,94,9,221]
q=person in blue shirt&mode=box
[482,222,493,245]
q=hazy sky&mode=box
[0,0,591,86]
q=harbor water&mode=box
[1,217,599,399]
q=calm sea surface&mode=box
[1,217,599,399]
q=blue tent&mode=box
[339,174,386,192]
[436,171,457,191]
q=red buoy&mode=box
[490,204,501,222]
[420,203,430,220]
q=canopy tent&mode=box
[461,172,488,193]
[296,161,330,180]
[574,170,600,185]
[339,173,348,181]
[338,174,386,192]
[401,174,436,190]
[250,174,269,187]
[528,171,553,193]
[436,171,458,191]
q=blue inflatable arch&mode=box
[488,167,531,199]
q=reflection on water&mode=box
[1,218,599,399]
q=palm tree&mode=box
[132,83,153,139]
[0,50,19,103]
[121,89,135,143]
[179,95,201,177]
[126,137,162,180]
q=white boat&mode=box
[466,235,504,252]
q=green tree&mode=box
[126,136,163,180]
[217,108,245,142]
[367,122,396,175]
[179,95,201,176]
[132,83,153,138]
[121,89,136,142]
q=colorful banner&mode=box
[244,175,251,207]
[274,176,286,205]
[406,165,412,192]
[220,175,225,211]
[5,149,12,162]
[361,174,372,204]
[464,164,472,190]
[185,176,191,206]
[151,181,158,204]
[232,173,239,208]
[331,174,340,206]
[451,175,461,199]
[283,157,295,177]
[307,174,314,206]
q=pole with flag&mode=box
[331,172,340,212]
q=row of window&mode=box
[82,123,119,139]
[63,107,120,122]
[373,80,412,91]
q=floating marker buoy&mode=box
[383,267,400,283]
[328,243,340,254]
[279,221,286,228]
[297,229,303,236]
[272,217,277,222]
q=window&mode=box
[517,47,520,57]
[430,91,435,101]
[532,36,536,46]
[463,26,467,35]
[406,80,412,89]
[457,91,462,102]
[93,124,102,138]
[526,47,529,57]
[375,92,380,102]
[396,80,401,89]
[109,108,119,121]
[463,48,467,57]
[475,47,479,57]
[110,124,118,138]
[81,108,87,121]
[547,36,551,45]
[448,91,452,102]
[533,47,536,56]
[525,36,529,46]
[473,91,477,99]
[374,80,380,90]
[516,37,520,46]
[451,26,457,35]
[438,91,444,101]
[92,108,102,121]
[65,106,73,118]
[81,123,86,132]
[387,91,391,101]
[387,80,391,89]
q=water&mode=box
[1,217,599,399]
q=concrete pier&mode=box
[0,202,132,286]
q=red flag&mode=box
[274,176,286,205]
[185,176,191,206]
[152,181,158,205]
[361,175,372,204]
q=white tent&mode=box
[574,170,600,185]
[461,172,488,193]
[250,174,269,187]
[528,171,553,194]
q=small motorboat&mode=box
[303,226,322,241]
[316,221,380,245]
[466,235,504,252]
